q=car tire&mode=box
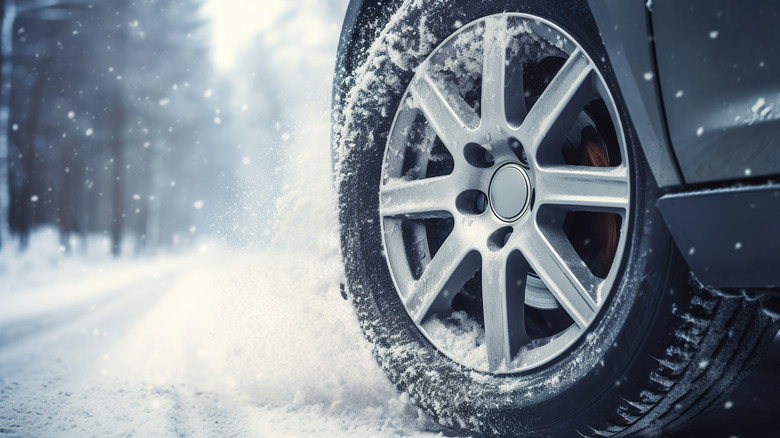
[332,0,778,436]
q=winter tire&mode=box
[332,0,779,436]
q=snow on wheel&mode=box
[333,1,778,436]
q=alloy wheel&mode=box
[379,14,630,373]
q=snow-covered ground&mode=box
[0,237,441,436]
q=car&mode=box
[330,0,780,436]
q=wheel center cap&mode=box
[489,164,530,221]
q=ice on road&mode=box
[0,247,439,436]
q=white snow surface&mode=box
[0,226,437,437]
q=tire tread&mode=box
[581,281,778,437]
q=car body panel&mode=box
[652,1,780,184]
[657,184,780,289]
[586,0,683,187]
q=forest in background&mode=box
[0,0,306,256]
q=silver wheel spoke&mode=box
[481,18,507,129]
[409,72,478,153]
[382,220,417,288]
[536,165,629,213]
[518,50,593,158]
[505,56,527,126]
[405,228,479,323]
[380,175,455,219]
[513,226,598,328]
[482,249,530,371]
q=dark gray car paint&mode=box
[658,184,780,289]
[652,1,780,184]
[586,0,684,188]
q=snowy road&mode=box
[0,250,437,437]
[0,248,778,436]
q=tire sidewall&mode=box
[335,0,680,434]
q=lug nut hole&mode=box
[488,226,514,251]
[464,142,495,168]
[508,137,528,167]
[456,190,488,215]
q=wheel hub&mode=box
[489,163,530,222]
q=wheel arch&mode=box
[585,0,683,188]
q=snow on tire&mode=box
[332,0,779,435]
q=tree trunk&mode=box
[13,55,52,251]
[109,98,125,257]
[109,0,128,257]
[0,0,17,249]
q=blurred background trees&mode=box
[0,0,241,255]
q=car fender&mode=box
[586,0,683,188]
